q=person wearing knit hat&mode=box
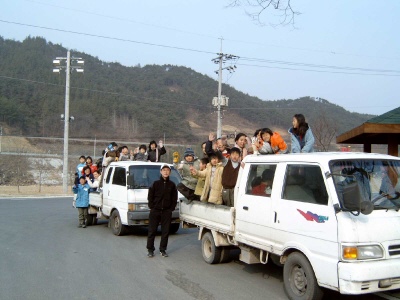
[176,147,200,200]
[133,145,149,161]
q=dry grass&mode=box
[0,185,73,196]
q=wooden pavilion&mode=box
[336,106,400,157]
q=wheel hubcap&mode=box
[291,265,307,295]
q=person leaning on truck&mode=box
[146,164,178,258]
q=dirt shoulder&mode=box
[0,185,73,197]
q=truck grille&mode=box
[388,244,400,256]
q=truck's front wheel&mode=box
[283,252,323,300]
[110,210,127,236]
[169,223,180,234]
[201,232,221,264]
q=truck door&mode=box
[235,163,277,248]
[101,166,114,216]
[271,163,339,288]
[107,166,128,223]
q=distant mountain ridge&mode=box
[0,36,374,144]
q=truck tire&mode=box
[283,252,323,300]
[85,214,93,226]
[110,210,127,236]
[169,223,180,234]
[201,232,221,264]
[219,247,231,263]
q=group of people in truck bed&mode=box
[177,113,315,207]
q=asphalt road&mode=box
[0,197,398,300]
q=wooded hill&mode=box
[0,36,374,144]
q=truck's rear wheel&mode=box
[110,210,127,236]
[201,232,221,264]
[283,252,323,300]
[169,223,180,234]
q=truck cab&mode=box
[180,152,400,299]
[89,161,182,235]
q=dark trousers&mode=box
[177,183,195,200]
[146,209,172,252]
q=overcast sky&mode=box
[0,0,399,115]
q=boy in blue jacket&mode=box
[73,176,90,228]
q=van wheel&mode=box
[110,210,127,236]
[283,252,323,300]
[201,232,221,264]
[219,247,231,263]
[169,223,180,234]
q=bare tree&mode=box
[227,0,300,26]
[8,151,34,192]
[312,112,338,152]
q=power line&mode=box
[0,19,215,56]
[239,57,400,74]
[21,0,400,61]
[2,19,400,77]
[0,75,207,108]
[236,63,400,77]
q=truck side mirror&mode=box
[127,175,134,189]
[341,182,373,215]
[341,182,360,211]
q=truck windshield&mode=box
[329,159,400,210]
[128,165,181,188]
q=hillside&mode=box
[0,36,374,144]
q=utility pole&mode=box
[53,51,84,194]
[0,126,2,153]
[212,39,239,138]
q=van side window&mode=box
[283,164,328,205]
[245,164,277,197]
[105,167,113,184]
[112,167,126,186]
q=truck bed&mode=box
[89,191,102,208]
[179,199,235,234]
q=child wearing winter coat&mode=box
[190,151,224,205]
[193,157,209,201]
[73,176,90,228]
[134,145,149,161]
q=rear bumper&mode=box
[338,258,400,294]
[127,209,180,226]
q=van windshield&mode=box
[128,165,181,188]
[329,159,400,210]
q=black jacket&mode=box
[148,176,178,211]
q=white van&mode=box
[89,161,182,235]
[179,152,400,299]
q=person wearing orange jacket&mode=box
[258,128,289,154]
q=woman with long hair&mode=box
[288,114,315,153]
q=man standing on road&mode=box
[146,164,178,258]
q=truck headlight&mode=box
[342,245,383,260]
[128,203,149,211]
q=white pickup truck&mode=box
[88,161,182,235]
[180,152,400,300]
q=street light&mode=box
[53,50,84,194]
